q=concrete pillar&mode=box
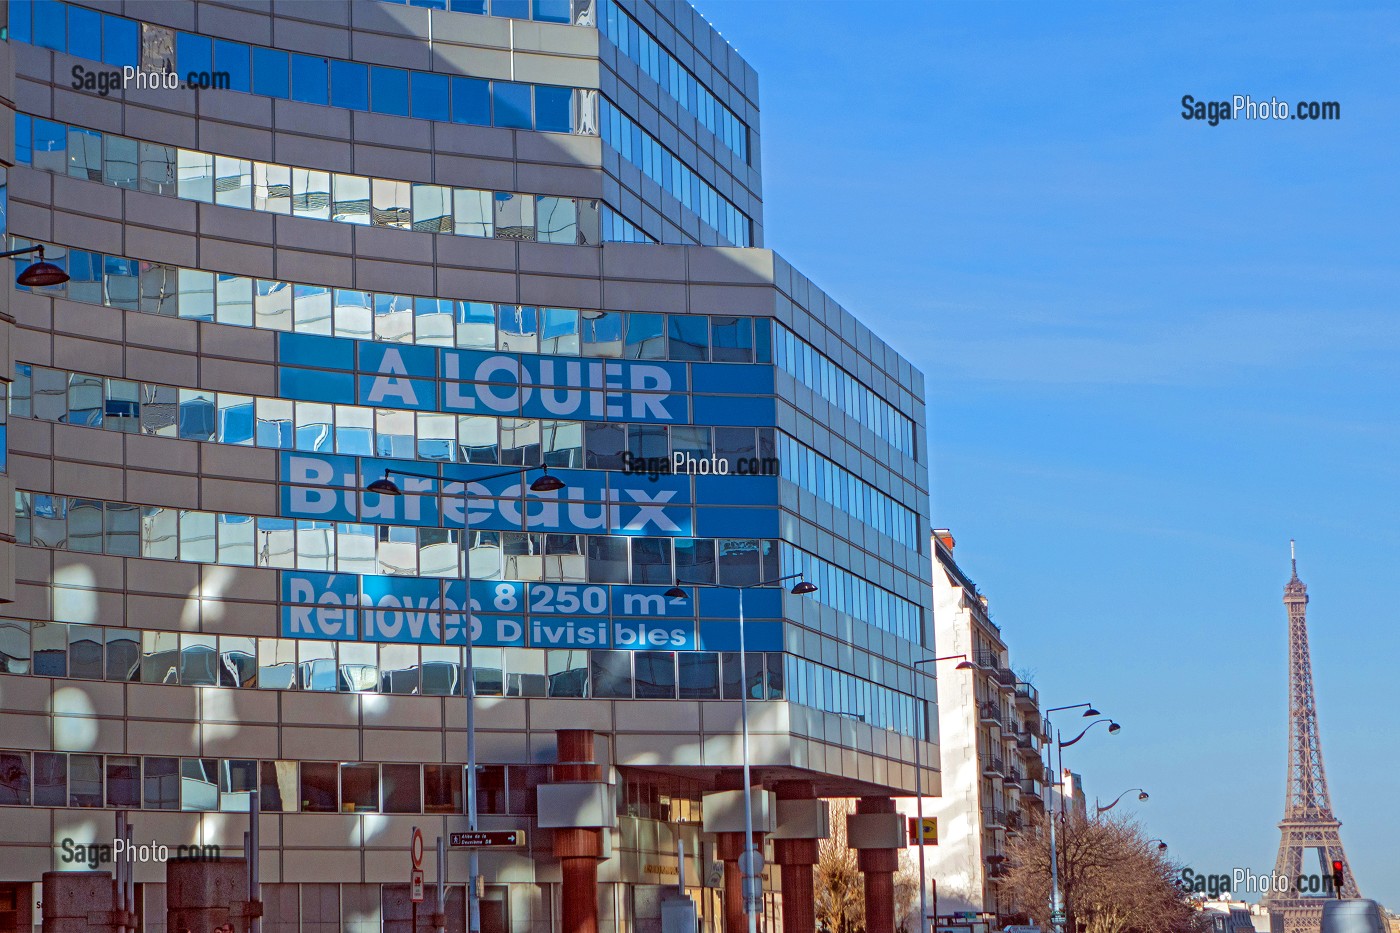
[854,797,900,933]
[166,856,248,933]
[713,769,763,933]
[551,729,603,933]
[772,781,820,933]
[41,872,114,933]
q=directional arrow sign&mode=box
[449,831,526,848]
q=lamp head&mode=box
[1108,721,1122,734]
[663,587,688,600]
[955,660,975,670]
[1158,841,1168,851]
[529,468,565,492]
[1138,791,1149,801]
[16,246,69,287]
[365,475,402,496]
[1083,707,1100,717]
[789,581,818,596]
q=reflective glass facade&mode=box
[0,0,932,927]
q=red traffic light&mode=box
[1332,860,1343,871]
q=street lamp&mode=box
[669,572,816,933]
[1149,838,1168,852]
[1041,703,1119,933]
[366,462,560,933]
[911,654,974,933]
[2,244,70,287]
[1095,788,1148,817]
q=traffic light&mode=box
[1330,860,1344,894]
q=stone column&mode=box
[166,856,250,933]
[41,872,114,933]
[549,729,604,933]
[771,781,824,933]
[847,797,906,933]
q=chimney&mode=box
[933,528,954,552]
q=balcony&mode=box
[979,702,1002,726]
[1015,681,1039,711]
[1016,731,1041,756]
[983,756,1005,778]
[974,649,1001,669]
[982,807,1006,829]
[1005,766,1025,785]
[993,667,1018,691]
[1002,713,1020,734]
[1021,779,1044,801]
[1005,811,1024,833]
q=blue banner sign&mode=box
[279,451,693,535]
[282,336,693,424]
[281,571,718,650]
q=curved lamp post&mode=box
[664,573,817,933]
[2,244,71,287]
[1095,788,1149,817]
[910,654,975,933]
[1149,838,1169,852]
[366,463,561,933]
[1042,705,1120,933]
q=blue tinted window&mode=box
[32,0,65,51]
[15,114,33,166]
[493,82,532,129]
[492,0,529,18]
[213,40,250,92]
[9,0,32,44]
[533,0,571,23]
[67,5,102,61]
[291,55,329,105]
[330,60,369,111]
[667,315,709,361]
[251,47,289,99]
[101,14,137,68]
[370,67,409,116]
[450,0,487,11]
[535,86,572,133]
[451,77,490,126]
[410,72,449,122]
[176,32,213,79]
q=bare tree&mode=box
[816,800,864,933]
[893,853,921,933]
[1001,812,1204,933]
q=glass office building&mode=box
[0,1,936,931]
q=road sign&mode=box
[737,849,764,877]
[705,861,724,888]
[410,828,424,869]
[449,830,526,848]
[410,869,425,902]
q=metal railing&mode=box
[982,807,1006,828]
[1015,681,1039,706]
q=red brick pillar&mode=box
[552,730,603,933]
[856,797,899,933]
[772,781,819,933]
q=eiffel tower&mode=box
[1262,543,1360,933]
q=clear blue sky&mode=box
[696,0,1400,909]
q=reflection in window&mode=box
[547,650,588,697]
[581,311,623,358]
[372,179,412,229]
[493,192,535,240]
[257,638,297,690]
[220,759,259,811]
[69,753,103,807]
[67,625,103,679]
[332,174,371,225]
[624,313,665,360]
[383,763,422,814]
[592,651,632,698]
[0,752,31,805]
[338,642,378,693]
[32,621,68,677]
[107,756,141,808]
[634,651,676,699]
[34,752,67,807]
[143,757,180,810]
[536,196,578,244]
[679,652,720,699]
[0,620,31,675]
